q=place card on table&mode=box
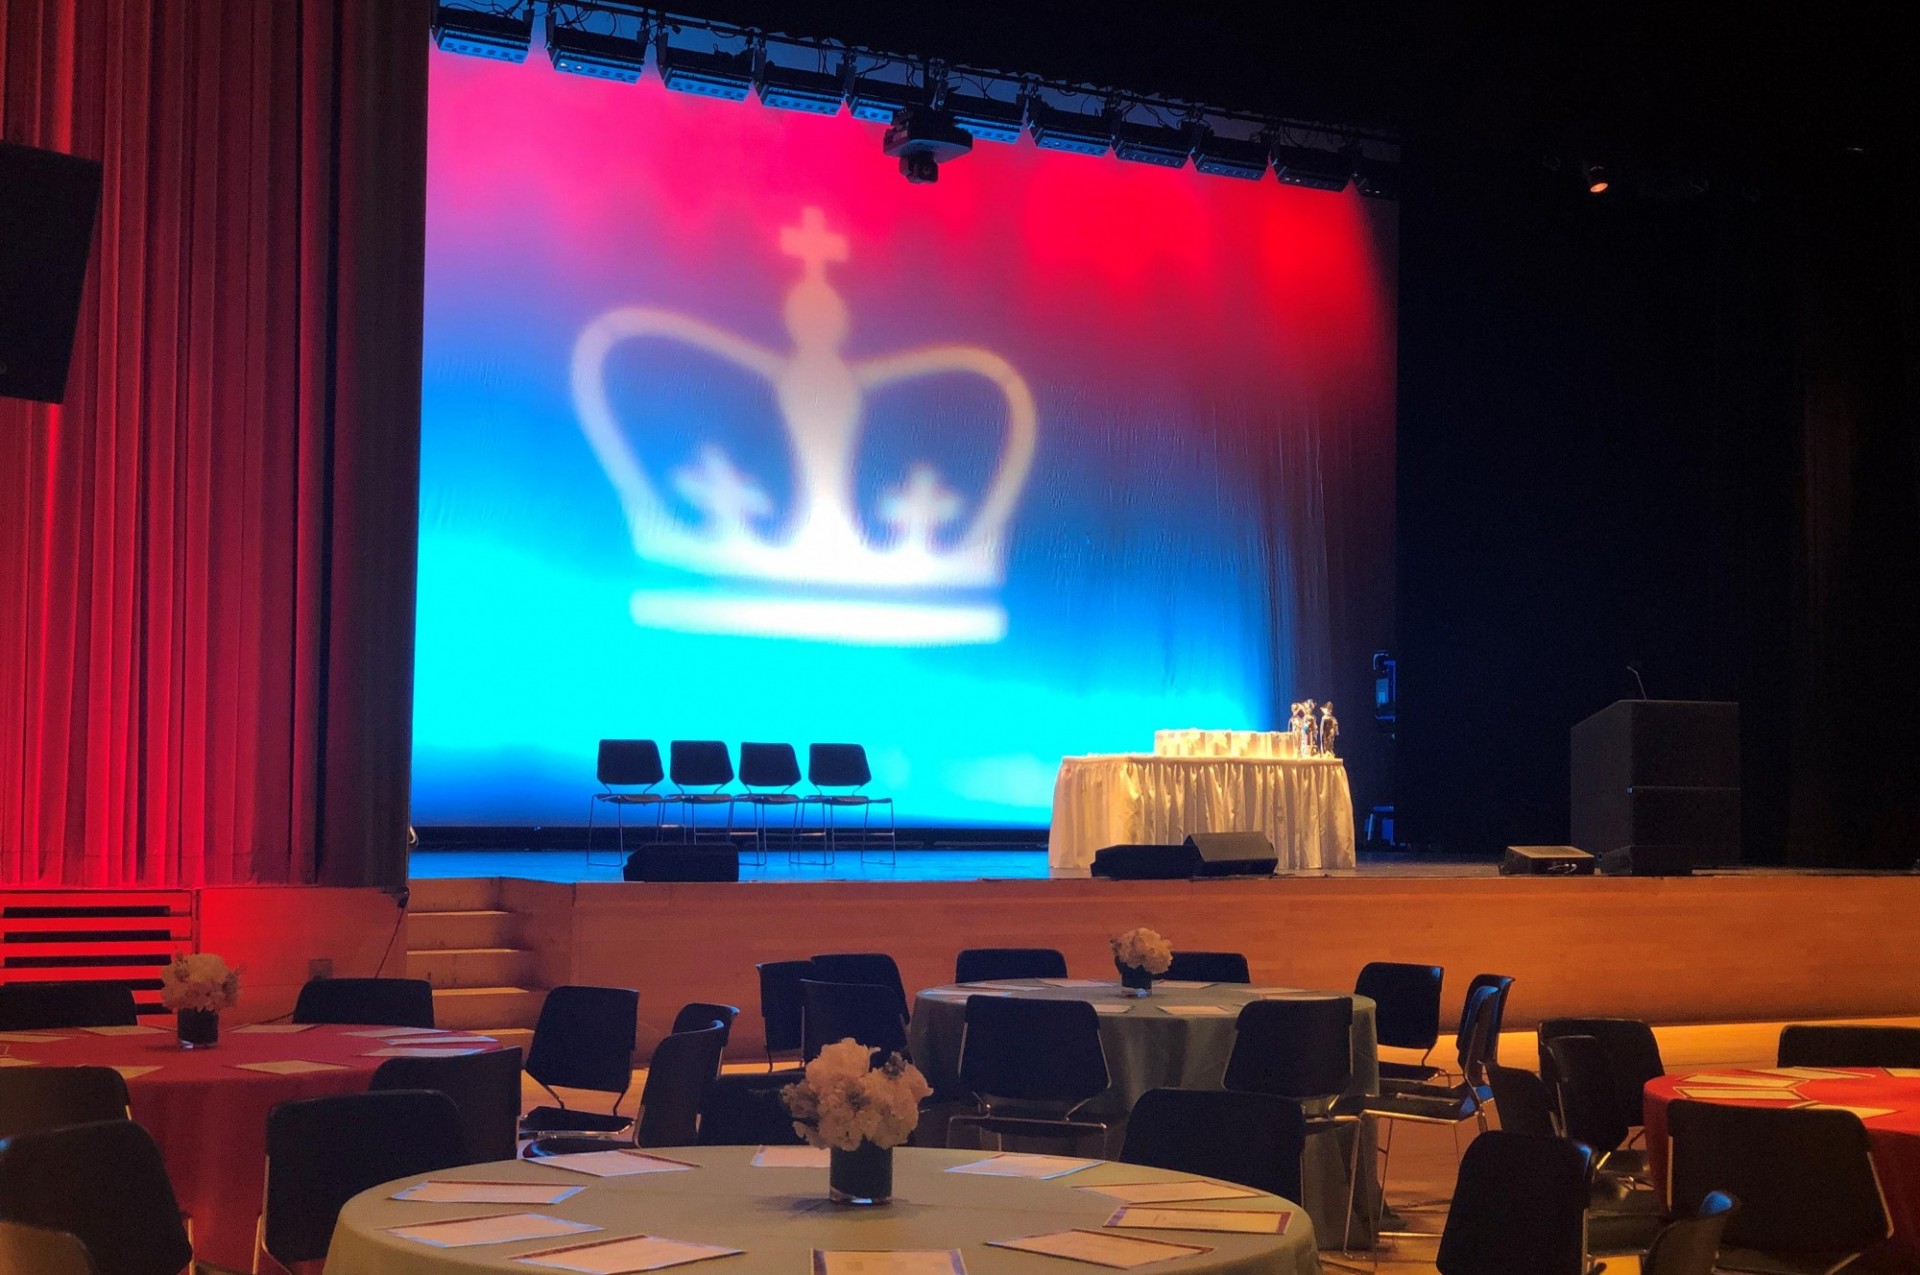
[343,1026,450,1039]
[1105,1207,1292,1235]
[364,1046,487,1058]
[539,1150,700,1178]
[387,1213,600,1249]
[752,1145,830,1168]
[812,1250,966,1275]
[961,981,1042,991]
[1672,1088,1808,1103]
[1152,981,1214,991]
[113,1065,162,1080]
[0,1031,67,1043]
[517,1235,743,1274]
[0,1057,40,1068]
[1888,1068,1920,1079]
[990,1230,1212,1269]
[232,1060,351,1075]
[1079,1182,1260,1204]
[1155,1005,1234,1018]
[78,1024,164,1036]
[229,1023,318,1034]
[394,1180,587,1205]
[1754,1067,1867,1081]
[1680,1073,1802,1089]
[1037,979,1112,989]
[1803,1104,1898,1120]
[1090,1004,1134,1016]
[948,1154,1096,1180]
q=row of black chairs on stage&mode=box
[588,739,895,867]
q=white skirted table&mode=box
[1047,754,1356,874]
[326,1146,1322,1275]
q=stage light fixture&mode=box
[432,5,532,62]
[1029,102,1113,157]
[545,15,646,83]
[883,107,973,184]
[1353,157,1400,199]
[655,39,755,101]
[849,78,916,123]
[1582,160,1610,194]
[944,93,1026,143]
[1271,144,1351,191]
[1192,133,1269,180]
[1114,120,1194,169]
[757,63,845,115]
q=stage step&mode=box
[409,945,534,990]
[408,908,516,951]
[408,877,501,913]
[432,984,544,1032]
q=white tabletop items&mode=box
[328,1146,1322,1275]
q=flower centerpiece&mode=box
[1110,926,1173,996]
[159,952,240,1049]
[782,1038,932,1205]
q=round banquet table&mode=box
[1047,754,1356,875]
[1644,1068,1920,1269]
[0,1020,501,1272]
[327,1146,1323,1275]
[909,981,1379,1249]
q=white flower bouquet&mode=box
[782,1039,931,1151]
[1110,926,1174,975]
[159,952,240,1013]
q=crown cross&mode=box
[881,464,965,552]
[780,207,849,275]
[674,445,772,538]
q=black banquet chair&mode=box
[261,1089,468,1271]
[1484,1062,1558,1139]
[1358,961,1445,1084]
[0,1066,130,1139]
[956,948,1069,983]
[1667,1100,1889,1275]
[0,980,138,1032]
[1642,1190,1738,1275]
[0,1119,193,1275]
[369,1046,525,1164]
[698,1072,807,1146]
[671,1001,740,1051]
[809,952,909,1017]
[291,976,436,1029]
[522,984,641,1134]
[528,1020,728,1157]
[1434,1131,1593,1275]
[668,740,737,847]
[1120,1087,1307,1202]
[1544,1033,1647,1181]
[736,742,806,865]
[800,980,910,1061]
[951,995,1110,1150]
[806,743,896,864]
[757,960,812,1068]
[0,1220,96,1275]
[1777,1023,1920,1069]
[585,738,670,866]
[1163,951,1251,984]
[1538,1016,1665,1134]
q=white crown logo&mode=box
[572,208,1037,645]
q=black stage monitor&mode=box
[0,141,104,405]
[623,846,739,883]
[1501,845,1597,876]
[1092,834,1277,880]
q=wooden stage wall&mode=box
[497,873,1920,1057]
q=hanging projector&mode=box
[883,107,973,184]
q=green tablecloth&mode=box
[326,1146,1322,1275]
[907,982,1379,1250]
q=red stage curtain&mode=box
[0,0,428,888]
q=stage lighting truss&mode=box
[1029,100,1115,157]
[546,12,648,83]
[441,3,1398,195]
[432,4,533,63]
[1272,144,1354,191]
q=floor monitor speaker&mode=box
[1597,845,1696,877]
[623,846,740,882]
[1090,844,1190,880]
[1183,832,1278,877]
[0,142,103,404]
[1501,845,1597,876]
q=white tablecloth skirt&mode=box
[1049,753,1357,873]
[1154,728,1299,758]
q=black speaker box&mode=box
[1091,844,1189,880]
[1598,845,1698,877]
[0,141,103,405]
[623,846,740,882]
[1183,832,1278,877]
[1500,845,1597,876]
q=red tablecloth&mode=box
[1645,1067,1920,1268]
[2,1021,502,1271]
